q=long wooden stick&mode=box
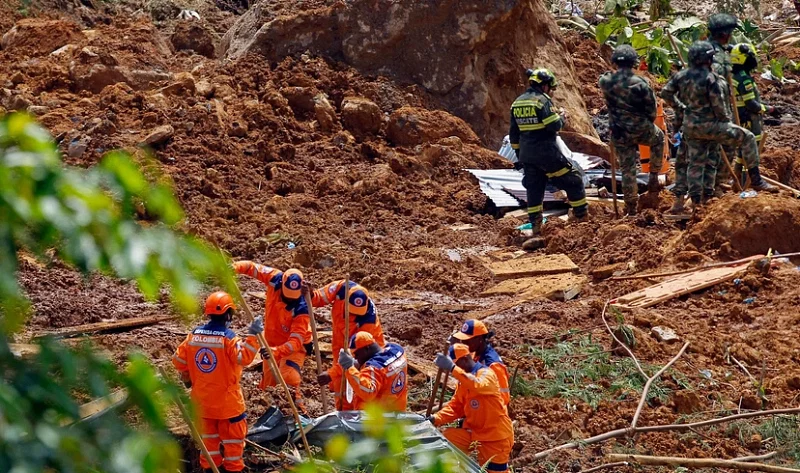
[533,407,800,460]
[338,275,351,411]
[721,148,743,192]
[609,142,620,218]
[229,280,313,458]
[426,340,452,417]
[609,254,765,281]
[630,342,689,429]
[666,30,685,67]
[734,452,779,462]
[305,289,330,414]
[583,462,630,473]
[763,176,800,196]
[608,454,800,473]
[727,73,742,126]
[158,368,220,473]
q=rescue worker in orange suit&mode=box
[233,261,312,412]
[338,332,409,412]
[451,319,510,408]
[429,344,515,473]
[312,279,386,410]
[172,291,262,473]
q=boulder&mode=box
[386,106,479,147]
[170,21,216,58]
[219,0,596,146]
[341,97,382,137]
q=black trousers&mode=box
[521,153,587,225]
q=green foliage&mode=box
[516,336,684,409]
[0,112,235,330]
[728,416,800,467]
[0,336,184,472]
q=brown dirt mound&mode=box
[686,193,800,257]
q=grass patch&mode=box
[729,416,800,467]
[513,335,687,409]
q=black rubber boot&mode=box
[624,201,637,217]
[749,167,778,193]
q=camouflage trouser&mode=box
[613,124,664,205]
[685,122,759,199]
[672,138,688,197]
[710,143,737,188]
[734,115,764,166]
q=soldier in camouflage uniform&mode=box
[661,41,768,207]
[509,68,588,250]
[707,13,738,195]
[599,45,663,216]
[669,128,689,213]
[729,43,778,192]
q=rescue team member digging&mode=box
[337,332,409,412]
[429,344,514,473]
[233,261,312,413]
[451,319,510,407]
[172,291,262,473]
[509,68,588,251]
[312,279,386,410]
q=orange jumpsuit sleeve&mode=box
[273,313,311,359]
[451,366,499,395]
[311,280,342,307]
[172,335,190,373]
[489,362,511,406]
[434,382,465,426]
[344,365,384,403]
[233,261,281,285]
[225,334,260,367]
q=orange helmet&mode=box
[205,291,236,316]
[281,269,304,299]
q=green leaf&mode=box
[668,15,703,33]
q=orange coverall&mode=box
[433,364,515,473]
[312,279,385,409]
[343,343,408,412]
[173,319,259,472]
[477,345,510,408]
[234,261,312,409]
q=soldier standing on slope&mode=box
[599,45,664,216]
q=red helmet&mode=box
[205,291,236,316]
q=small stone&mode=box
[195,79,214,98]
[67,138,89,158]
[27,105,49,116]
[7,94,31,111]
[651,326,680,343]
[142,124,174,146]
[10,72,24,85]
[159,72,195,96]
[227,121,248,137]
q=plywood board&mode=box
[34,314,178,339]
[485,253,578,280]
[78,389,128,421]
[481,273,588,297]
[611,262,750,309]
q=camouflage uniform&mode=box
[672,129,688,198]
[709,36,737,189]
[599,68,664,207]
[661,53,759,202]
[510,79,587,231]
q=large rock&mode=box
[341,97,382,137]
[387,107,479,147]
[219,0,596,146]
[170,21,216,58]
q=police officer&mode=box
[661,41,768,209]
[599,45,664,216]
[173,291,262,473]
[509,68,588,250]
[730,43,778,192]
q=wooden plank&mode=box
[484,253,578,280]
[481,273,588,297]
[34,314,179,339]
[78,389,128,421]
[501,209,527,219]
[611,262,750,309]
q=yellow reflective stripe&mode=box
[512,100,540,107]
[754,134,762,140]
[546,167,569,178]
[542,113,560,125]
[742,92,756,101]
[510,143,520,149]
[735,100,745,107]
[527,205,543,213]
[569,198,587,207]
[519,123,545,131]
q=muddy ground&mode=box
[5,0,800,470]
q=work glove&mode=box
[434,353,455,373]
[647,172,660,193]
[513,160,523,171]
[248,316,264,335]
[259,347,272,360]
[317,372,332,386]
[339,349,355,370]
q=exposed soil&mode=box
[5,0,800,471]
